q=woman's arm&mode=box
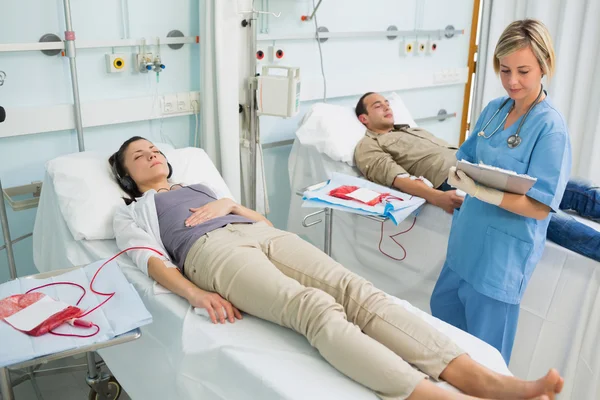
[185,198,273,227]
[230,202,273,226]
[499,193,550,220]
[148,257,242,324]
[448,168,550,220]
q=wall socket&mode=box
[434,69,461,84]
[401,40,414,56]
[105,54,127,73]
[162,92,200,115]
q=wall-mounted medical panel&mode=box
[0,91,200,139]
[257,0,476,146]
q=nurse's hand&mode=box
[448,167,477,196]
[186,198,235,227]
[448,167,504,206]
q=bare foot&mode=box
[525,369,563,400]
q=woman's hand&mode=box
[186,198,235,227]
[448,167,504,206]
[186,288,243,324]
[448,167,478,196]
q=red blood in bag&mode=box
[328,185,394,206]
[328,185,360,200]
[0,293,83,336]
[0,293,46,319]
[26,306,83,337]
[18,292,45,308]
[0,295,24,319]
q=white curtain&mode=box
[473,0,600,182]
[200,0,242,201]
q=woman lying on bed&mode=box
[109,136,563,400]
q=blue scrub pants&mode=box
[430,263,520,364]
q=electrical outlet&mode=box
[105,54,127,73]
[190,92,200,113]
[256,48,267,63]
[434,69,461,84]
[268,46,285,63]
[401,41,414,56]
[427,40,438,55]
[162,94,177,114]
[176,92,191,112]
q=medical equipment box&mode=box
[257,66,301,118]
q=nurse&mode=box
[430,19,571,364]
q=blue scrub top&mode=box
[447,95,572,304]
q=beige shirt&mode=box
[354,127,458,189]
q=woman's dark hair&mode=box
[108,136,146,205]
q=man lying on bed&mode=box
[109,136,563,400]
[354,92,600,262]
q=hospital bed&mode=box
[287,97,600,400]
[29,146,511,399]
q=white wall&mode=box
[0,0,200,281]
[474,0,600,182]
[255,0,477,228]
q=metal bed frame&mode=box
[0,3,139,398]
[0,267,141,400]
[296,181,387,257]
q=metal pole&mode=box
[0,178,17,280]
[248,16,258,210]
[324,208,333,256]
[306,0,323,21]
[63,0,85,152]
[0,367,15,400]
[86,352,99,380]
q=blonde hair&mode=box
[493,19,556,78]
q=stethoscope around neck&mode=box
[477,85,544,149]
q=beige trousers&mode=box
[184,222,464,400]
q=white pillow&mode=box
[46,146,232,241]
[168,147,234,201]
[295,92,417,166]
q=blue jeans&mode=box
[439,177,600,262]
[547,178,600,262]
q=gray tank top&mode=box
[154,184,253,271]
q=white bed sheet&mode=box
[288,139,600,400]
[30,172,512,399]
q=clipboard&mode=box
[456,160,537,195]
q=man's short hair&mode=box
[355,92,375,118]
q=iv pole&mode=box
[0,181,17,280]
[247,14,258,211]
[240,7,279,210]
[0,0,86,283]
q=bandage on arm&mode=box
[392,175,442,202]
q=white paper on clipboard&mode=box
[456,160,537,195]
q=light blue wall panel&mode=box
[259,0,477,230]
[0,0,200,282]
